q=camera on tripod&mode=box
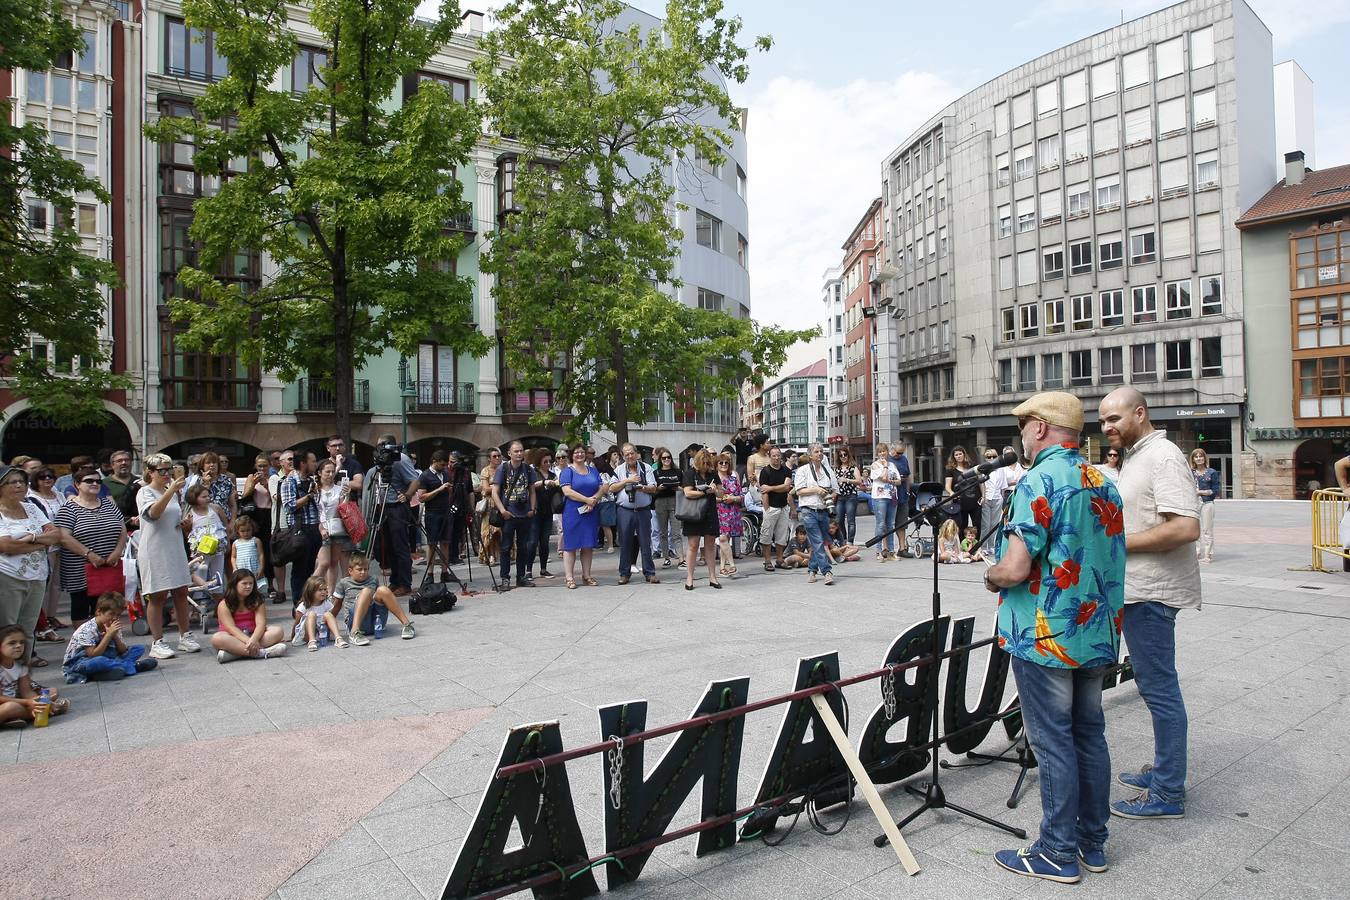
[373,441,404,473]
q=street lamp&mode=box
[398,358,417,446]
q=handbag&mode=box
[194,533,221,555]
[337,499,368,545]
[85,561,126,596]
[271,524,309,566]
[121,543,139,599]
[549,487,565,515]
[675,491,712,523]
[488,506,504,528]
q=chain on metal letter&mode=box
[607,735,625,810]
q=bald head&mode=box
[1099,387,1153,451]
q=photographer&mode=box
[281,451,322,604]
[373,434,418,596]
[414,450,454,583]
[611,443,659,585]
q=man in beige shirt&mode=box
[1099,387,1200,821]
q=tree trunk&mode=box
[610,329,629,446]
[333,228,353,447]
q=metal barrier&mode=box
[1310,488,1350,571]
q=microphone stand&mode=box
[868,474,1027,847]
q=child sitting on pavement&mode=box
[294,575,347,651]
[937,519,968,564]
[960,525,987,563]
[212,570,288,663]
[333,554,416,645]
[783,525,811,569]
[826,520,862,563]
[61,592,157,684]
[2,624,70,723]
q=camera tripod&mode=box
[363,468,471,596]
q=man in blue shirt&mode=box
[612,443,660,585]
[984,391,1126,885]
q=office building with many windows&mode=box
[822,266,845,442]
[837,199,882,461]
[762,361,828,450]
[875,0,1275,489]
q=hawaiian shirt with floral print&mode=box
[994,442,1126,669]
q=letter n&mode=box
[440,723,597,899]
[598,677,750,886]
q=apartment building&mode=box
[839,199,882,461]
[762,361,828,450]
[876,0,1276,489]
[821,265,845,442]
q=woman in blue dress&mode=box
[559,445,604,588]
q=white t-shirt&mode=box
[0,501,50,581]
[869,461,899,501]
[1117,429,1202,609]
[1,660,27,698]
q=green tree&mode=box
[1,0,126,426]
[145,0,490,443]
[476,0,814,444]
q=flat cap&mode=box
[1011,391,1084,432]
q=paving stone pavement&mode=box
[5,499,1350,899]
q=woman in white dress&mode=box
[136,453,199,660]
[313,459,352,594]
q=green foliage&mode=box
[476,0,811,442]
[1,0,126,426]
[145,0,491,440]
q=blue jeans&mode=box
[800,508,832,574]
[834,495,859,543]
[64,644,148,684]
[1122,602,1187,803]
[870,497,896,552]
[1011,656,1112,864]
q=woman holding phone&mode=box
[136,453,199,660]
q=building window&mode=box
[1101,289,1125,327]
[1036,81,1058,117]
[1092,116,1118,154]
[1295,295,1350,349]
[1200,276,1223,315]
[1157,98,1185,138]
[1200,336,1223,376]
[1162,219,1191,259]
[1165,279,1193,320]
[999,255,1014,291]
[1127,166,1154,204]
[1001,307,1016,341]
[942,366,954,400]
[1017,250,1037,287]
[737,234,748,267]
[996,152,1010,186]
[1192,27,1215,68]
[1040,189,1061,224]
[1160,158,1188,194]
[1124,108,1150,144]
[1196,213,1221,254]
[736,166,746,199]
[1043,245,1064,280]
[166,17,228,82]
[293,45,328,94]
[1099,233,1123,270]
[1037,135,1060,169]
[1131,343,1157,381]
[1095,173,1120,210]
[404,71,469,103]
[998,359,1013,392]
[1091,59,1117,98]
[1019,303,1039,338]
[1156,36,1184,79]
[694,145,722,178]
[1165,340,1192,380]
[1195,151,1219,189]
[416,342,463,408]
[1071,294,1093,331]
[1017,356,1037,391]
[1129,227,1156,265]
[25,201,47,231]
[78,203,96,235]
[157,98,245,198]
[1069,239,1093,275]
[1294,231,1350,289]
[1122,48,1149,88]
[697,287,724,311]
[1014,145,1034,181]
[1067,182,1090,217]
[1013,93,1032,128]
[1016,197,1036,233]
[1297,356,1350,419]
[1042,353,1064,388]
[1064,126,1088,162]
[1100,347,1124,384]
[998,204,1011,238]
[1193,89,1217,128]
[1045,298,1065,335]
[695,209,722,251]
[1063,70,1086,109]
[1070,349,1093,385]
[1132,285,1158,324]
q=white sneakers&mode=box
[149,632,201,661]
[149,639,176,660]
[177,632,202,653]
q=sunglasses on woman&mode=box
[81,478,103,485]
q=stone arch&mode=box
[0,399,139,465]
[1294,437,1339,499]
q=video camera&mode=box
[373,441,404,472]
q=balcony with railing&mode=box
[410,381,476,420]
[296,377,370,418]
[161,378,259,419]
[501,387,571,423]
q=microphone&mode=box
[958,450,1019,484]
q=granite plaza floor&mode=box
[2,499,1348,899]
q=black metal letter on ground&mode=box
[857,617,947,784]
[942,616,1012,754]
[441,723,598,899]
[598,678,749,885]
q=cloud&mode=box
[742,72,962,332]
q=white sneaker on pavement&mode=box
[149,639,176,660]
[177,632,202,653]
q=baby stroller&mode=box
[905,481,944,559]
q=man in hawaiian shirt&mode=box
[984,391,1126,884]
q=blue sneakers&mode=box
[1111,790,1184,819]
[1078,847,1109,873]
[994,846,1082,884]
[1117,764,1153,790]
